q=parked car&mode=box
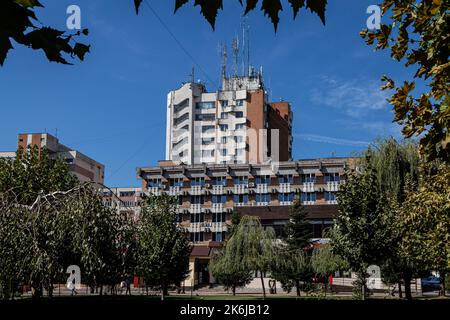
[421,276,441,289]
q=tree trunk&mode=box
[398,282,403,299]
[232,285,236,296]
[439,271,446,296]
[295,280,301,296]
[403,273,412,300]
[99,285,103,296]
[260,273,266,300]
[161,284,168,300]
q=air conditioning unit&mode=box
[249,182,255,188]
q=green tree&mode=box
[361,1,450,162]
[397,162,450,296]
[209,249,253,296]
[136,193,190,300]
[332,157,387,300]
[285,197,312,249]
[228,209,241,237]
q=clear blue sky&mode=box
[0,0,416,187]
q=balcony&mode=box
[279,201,293,206]
[302,200,315,205]
[190,204,203,214]
[233,184,248,194]
[255,201,269,206]
[148,187,161,196]
[326,181,340,192]
[168,186,181,196]
[302,182,315,192]
[326,200,338,205]
[212,203,224,213]
[279,183,291,193]
[189,186,204,195]
[211,222,227,233]
[255,184,268,194]
[211,185,225,195]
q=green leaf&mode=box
[194,0,223,30]
[244,0,258,15]
[261,0,283,31]
[72,42,90,61]
[306,0,327,25]
[14,0,43,8]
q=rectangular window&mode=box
[202,150,214,158]
[221,100,228,107]
[195,114,215,121]
[236,99,244,107]
[212,195,227,204]
[301,173,316,183]
[256,175,271,185]
[221,149,227,156]
[234,176,248,185]
[190,212,205,223]
[325,191,336,201]
[278,192,294,202]
[213,177,227,186]
[301,192,316,202]
[196,102,215,109]
[221,137,227,144]
[190,177,205,187]
[202,125,215,133]
[235,149,244,156]
[220,112,228,119]
[190,195,204,204]
[325,173,340,182]
[234,136,243,143]
[256,194,271,203]
[212,212,226,222]
[220,124,228,131]
[235,111,244,118]
[233,194,249,204]
[169,178,183,187]
[235,124,245,130]
[202,137,214,145]
[190,232,204,242]
[148,179,161,188]
[278,175,293,184]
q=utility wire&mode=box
[143,0,219,89]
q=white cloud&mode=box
[310,76,390,118]
[295,134,370,147]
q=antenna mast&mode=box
[221,44,227,80]
[232,37,239,78]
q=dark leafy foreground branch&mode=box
[1,0,327,66]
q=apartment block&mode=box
[103,187,142,219]
[165,71,292,165]
[13,133,105,184]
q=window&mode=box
[236,99,244,107]
[325,172,340,182]
[190,232,204,242]
[221,100,228,107]
[234,176,248,185]
[220,124,228,131]
[119,191,135,197]
[202,150,214,158]
[235,123,245,130]
[325,191,337,201]
[301,173,316,183]
[213,177,227,186]
[169,178,183,187]
[147,179,161,188]
[256,194,271,203]
[301,192,316,202]
[234,136,243,143]
[256,175,271,185]
[195,114,215,121]
[220,112,228,119]
[278,192,294,202]
[212,232,225,242]
[278,175,293,184]
[212,212,226,222]
[190,177,205,187]
[233,194,249,204]
[235,149,244,156]
[190,195,204,204]
[196,102,215,109]
[235,111,244,118]
[190,212,205,222]
[212,195,227,204]
[221,149,227,156]
[202,137,214,145]
[221,137,227,144]
[202,125,214,133]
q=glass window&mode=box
[190,195,204,204]
[148,179,161,188]
[221,137,227,144]
[202,125,215,133]
[169,178,183,187]
[221,100,228,107]
[235,149,244,156]
[221,149,227,156]
[236,99,244,107]
[256,175,271,185]
[220,112,228,119]
[190,177,205,187]
[325,191,336,201]
[278,175,293,184]
[196,102,215,109]
[190,232,204,242]
[301,173,316,183]
[325,173,340,182]
[212,195,227,204]
[235,124,245,130]
[278,192,294,202]
[195,114,215,121]
[256,194,271,203]
[220,124,228,131]
[234,176,248,185]
[301,192,316,202]
[213,177,227,186]
[202,137,214,145]
[234,136,243,143]
[235,111,244,118]
[233,194,249,204]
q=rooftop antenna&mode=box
[190,66,195,83]
[232,37,239,78]
[221,43,227,81]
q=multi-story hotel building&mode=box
[0,133,105,184]
[165,72,293,165]
[138,157,355,288]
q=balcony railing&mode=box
[148,187,161,195]
[190,204,202,214]
[302,200,315,205]
[326,181,340,192]
[301,182,315,192]
[190,186,204,195]
[326,200,338,204]
[279,201,293,206]
[279,183,291,193]
[233,184,248,194]
[168,186,181,196]
[211,185,225,194]
[212,203,224,213]
[255,184,268,194]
